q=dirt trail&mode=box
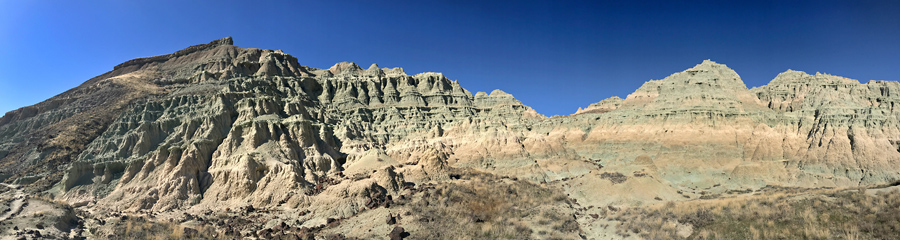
[0,183,24,222]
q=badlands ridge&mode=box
[0,37,899,239]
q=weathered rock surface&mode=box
[1,39,899,239]
[574,96,623,115]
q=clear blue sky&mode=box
[1,0,898,116]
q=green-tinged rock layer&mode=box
[1,38,900,239]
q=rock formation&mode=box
[1,38,898,239]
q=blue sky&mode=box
[1,0,898,116]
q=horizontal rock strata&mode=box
[0,40,897,229]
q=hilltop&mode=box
[1,38,899,239]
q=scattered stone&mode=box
[6,37,900,240]
[386,214,396,225]
[389,226,408,240]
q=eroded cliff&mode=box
[1,38,898,239]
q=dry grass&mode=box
[609,187,900,239]
[107,216,219,239]
[400,169,580,239]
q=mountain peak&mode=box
[113,37,234,70]
[215,36,234,46]
[8,37,900,240]
[690,59,729,70]
[474,89,523,107]
[699,59,718,65]
[767,69,861,87]
[329,62,362,75]
[382,67,406,76]
[489,89,512,96]
[365,63,384,76]
[771,69,810,82]
[680,59,742,83]
[619,60,761,117]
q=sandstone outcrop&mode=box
[574,96,623,115]
[1,38,899,239]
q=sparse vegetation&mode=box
[610,187,900,239]
[109,217,217,239]
[600,172,628,184]
[400,169,580,239]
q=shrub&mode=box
[600,172,627,184]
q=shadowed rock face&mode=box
[1,38,900,238]
[0,37,539,211]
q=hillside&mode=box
[1,38,899,239]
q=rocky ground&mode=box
[2,38,900,239]
[0,184,84,240]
